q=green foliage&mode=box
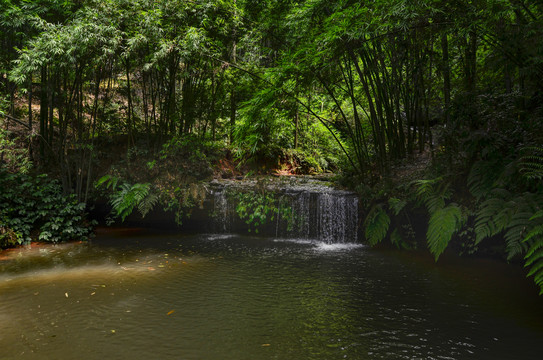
[427,205,463,261]
[95,175,158,222]
[524,211,543,295]
[234,87,293,164]
[468,158,504,201]
[0,169,94,247]
[233,189,292,233]
[414,178,451,214]
[520,147,543,181]
[111,183,157,221]
[0,128,32,174]
[388,197,407,216]
[160,135,221,179]
[0,225,21,249]
[414,178,464,260]
[363,205,390,246]
[474,194,514,244]
[161,183,208,226]
[473,189,543,260]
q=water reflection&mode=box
[0,231,542,359]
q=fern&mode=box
[109,182,156,221]
[504,211,532,259]
[520,146,543,180]
[95,174,119,190]
[413,178,451,214]
[138,192,159,218]
[427,204,463,261]
[364,205,390,246]
[388,197,407,216]
[413,178,461,260]
[523,211,543,294]
[474,194,514,244]
[468,159,502,200]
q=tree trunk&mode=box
[40,66,48,159]
[441,32,451,124]
[125,57,134,153]
[28,76,33,159]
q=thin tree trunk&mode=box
[125,57,134,153]
[28,76,33,159]
[441,32,451,124]
[40,66,48,159]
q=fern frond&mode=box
[138,192,159,218]
[95,175,112,188]
[523,210,543,294]
[95,174,119,190]
[388,197,407,216]
[413,178,450,214]
[427,204,462,261]
[414,179,436,198]
[525,245,543,267]
[427,196,446,215]
[109,182,153,221]
[468,159,502,200]
[524,223,543,244]
[526,259,543,282]
[520,146,543,180]
[504,212,533,259]
[133,183,150,200]
[474,194,514,244]
[364,205,390,246]
[530,210,543,221]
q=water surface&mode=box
[1,229,542,359]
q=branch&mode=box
[1,114,31,129]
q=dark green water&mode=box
[1,228,542,359]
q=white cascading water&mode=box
[211,188,231,233]
[211,183,359,243]
[286,190,358,243]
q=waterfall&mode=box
[210,180,359,243]
[283,189,359,243]
[211,188,232,233]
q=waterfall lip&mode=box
[210,177,357,196]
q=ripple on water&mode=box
[0,233,542,360]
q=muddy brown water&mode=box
[1,228,542,359]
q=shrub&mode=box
[0,169,94,247]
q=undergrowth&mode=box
[0,169,94,248]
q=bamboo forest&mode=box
[2,1,543,359]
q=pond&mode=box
[1,228,543,359]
